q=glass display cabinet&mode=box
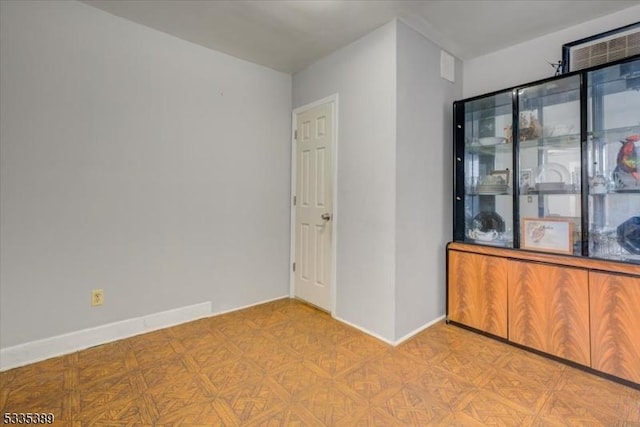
[453,56,640,264]
[457,92,514,248]
[448,56,640,387]
[587,61,640,262]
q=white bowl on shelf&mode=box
[477,137,507,146]
[468,229,499,241]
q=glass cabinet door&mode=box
[459,92,513,247]
[587,59,640,262]
[517,75,582,255]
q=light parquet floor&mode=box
[1,298,639,426]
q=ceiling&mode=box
[82,0,639,74]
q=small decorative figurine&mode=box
[518,113,542,141]
[503,125,513,144]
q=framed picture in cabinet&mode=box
[521,217,574,255]
[519,168,533,192]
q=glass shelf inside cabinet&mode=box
[590,125,640,142]
[587,58,640,263]
[462,91,514,248]
[518,134,581,150]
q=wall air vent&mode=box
[562,22,640,73]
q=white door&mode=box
[294,101,334,311]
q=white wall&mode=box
[464,6,640,98]
[292,21,398,342]
[292,20,463,342]
[0,0,292,349]
[395,22,462,339]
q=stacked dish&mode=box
[477,136,508,146]
[476,173,509,194]
[476,184,509,194]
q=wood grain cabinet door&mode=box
[508,261,590,366]
[448,251,508,338]
[590,272,640,384]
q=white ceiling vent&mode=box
[568,26,640,72]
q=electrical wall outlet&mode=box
[91,289,104,306]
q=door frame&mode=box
[290,94,339,314]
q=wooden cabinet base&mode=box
[447,242,640,387]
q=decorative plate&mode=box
[536,163,569,184]
[472,211,505,233]
[617,216,640,255]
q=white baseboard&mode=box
[393,315,446,345]
[0,295,289,372]
[333,314,445,346]
[0,302,212,371]
[333,315,396,345]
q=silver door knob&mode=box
[321,213,332,221]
